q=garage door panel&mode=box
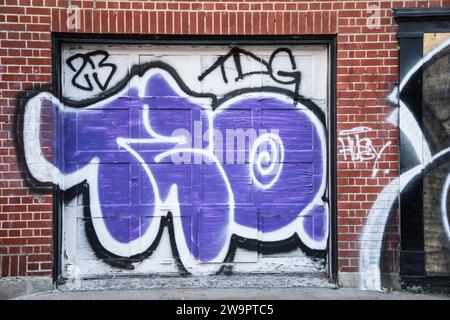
[138,108,196,149]
[214,109,256,137]
[136,72,196,99]
[93,205,158,219]
[221,164,254,205]
[258,205,307,220]
[258,49,328,104]
[259,211,327,244]
[214,108,257,165]
[97,163,132,205]
[79,216,136,245]
[312,169,325,190]
[63,151,133,166]
[303,206,328,237]
[199,54,264,95]
[75,216,153,255]
[260,109,314,151]
[62,51,132,101]
[196,206,232,263]
[86,209,161,245]
[62,107,132,163]
[75,108,131,152]
[281,150,324,163]
[140,163,193,205]
[232,206,259,263]
[200,163,233,205]
[259,163,314,204]
[234,206,259,231]
[139,54,202,92]
[260,214,300,236]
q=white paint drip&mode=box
[441,173,450,241]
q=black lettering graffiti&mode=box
[66,50,117,91]
[198,47,301,101]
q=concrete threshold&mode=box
[56,273,335,292]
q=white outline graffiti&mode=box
[22,68,329,274]
[213,93,329,250]
[441,173,450,241]
[359,38,450,291]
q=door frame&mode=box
[50,33,338,284]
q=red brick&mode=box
[189,12,196,34]
[0,0,435,281]
[85,9,93,33]
[142,11,149,34]
[260,12,267,35]
[117,11,124,33]
[237,12,244,35]
[157,11,164,34]
[149,11,157,34]
[166,11,173,35]
[107,10,114,33]
[133,11,141,34]
[198,11,205,35]
[253,12,260,35]
[213,11,220,34]
[222,12,228,35]
[181,11,189,34]
[126,10,133,34]
[229,12,237,35]
[205,12,212,34]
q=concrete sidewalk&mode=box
[2,275,449,300]
[12,286,450,300]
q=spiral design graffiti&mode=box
[249,133,285,189]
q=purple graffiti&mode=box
[22,68,327,271]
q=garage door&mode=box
[23,43,330,279]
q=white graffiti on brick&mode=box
[338,126,391,177]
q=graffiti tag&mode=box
[66,50,117,91]
[338,126,391,177]
[198,47,301,100]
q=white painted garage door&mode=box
[30,43,330,279]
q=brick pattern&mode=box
[1,0,450,278]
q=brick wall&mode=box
[1,0,449,281]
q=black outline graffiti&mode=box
[398,44,450,277]
[63,181,190,274]
[66,50,117,91]
[63,180,327,275]
[57,60,324,123]
[198,47,302,103]
[358,36,450,290]
[15,59,327,276]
